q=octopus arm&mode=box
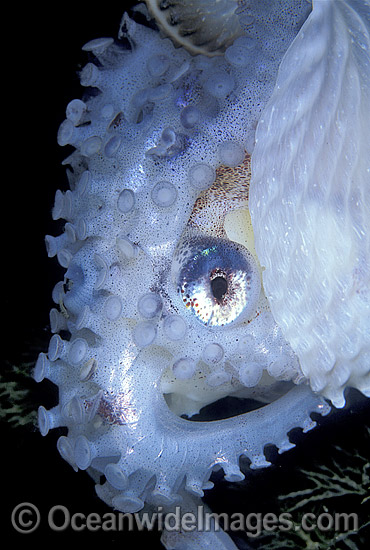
[92,348,329,511]
[250,0,370,407]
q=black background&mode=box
[3,2,369,548]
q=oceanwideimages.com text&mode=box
[11,502,359,537]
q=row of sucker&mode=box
[34,2,335,541]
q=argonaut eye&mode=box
[172,233,260,327]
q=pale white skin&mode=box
[35,1,369,549]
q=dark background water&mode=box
[4,1,369,548]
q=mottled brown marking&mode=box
[98,392,139,425]
[188,153,251,237]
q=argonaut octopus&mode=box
[34,1,370,548]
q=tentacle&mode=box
[38,344,330,511]
[160,491,240,550]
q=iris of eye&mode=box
[211,276,228,301]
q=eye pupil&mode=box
[173,235,261,327]
[211,276,228,301]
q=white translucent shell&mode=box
[250,0,370,407]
